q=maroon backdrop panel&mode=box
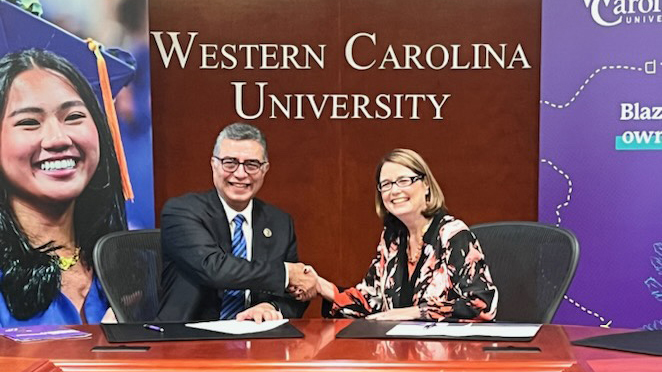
[149,0,540,317]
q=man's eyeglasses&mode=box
[377,174,425,192]
[213,156,267,175]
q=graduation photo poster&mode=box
[0,0,153,325]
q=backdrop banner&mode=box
[539,0,662,329]
[149,0,542,314]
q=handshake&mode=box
[285,262,328,301]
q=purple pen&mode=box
[143,324,164,332]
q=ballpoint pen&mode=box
[143,324,165,332]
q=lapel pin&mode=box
[263,228,272,238]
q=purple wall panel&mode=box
[540,0,662,329]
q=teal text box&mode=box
[615,136,662,151]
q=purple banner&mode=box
[540,0,662,329]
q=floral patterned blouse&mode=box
[330,212,498,321]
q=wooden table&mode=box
[0,320,657,372]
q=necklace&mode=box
[58,247,81,271]
[407,219,433,264]
[408,249,421,264]
[407,237,423,264]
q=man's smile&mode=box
[228,181,251,189]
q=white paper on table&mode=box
[185,319,289,335]
[386,322,542,338]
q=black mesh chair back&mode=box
[93,229,162,323]
[470,222,579,323]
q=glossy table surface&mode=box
[0,319,658,372]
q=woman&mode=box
[0,49,126,326]
[312,149,497,321]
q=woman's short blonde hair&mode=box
[374,149,445,219]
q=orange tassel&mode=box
[86,39,134,201]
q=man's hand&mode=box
[236,302,283,323]
[286,262,318,301]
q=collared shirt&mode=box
[218,194,254,307]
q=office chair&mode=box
[93,229,162,323]
[470,222,579,323]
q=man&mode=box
[158,123,315,322]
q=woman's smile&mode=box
[0,68,100,205]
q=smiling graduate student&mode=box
[0,49,127,326]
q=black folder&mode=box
[101,321,304,343]
[335,320,539,341]
[572,330,662,356]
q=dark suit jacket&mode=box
[157,190,307,321]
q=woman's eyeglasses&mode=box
[377,174,425,192]
[213,156,267,175]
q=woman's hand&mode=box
[301,265,336,302]
[287,265,337,302]
[365,306,420,320]
[288,264,319,301]
[286,263,319,300]
[314,275,337,302]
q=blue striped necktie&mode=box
[220,214,247,320]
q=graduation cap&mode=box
[0,1,135,199]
